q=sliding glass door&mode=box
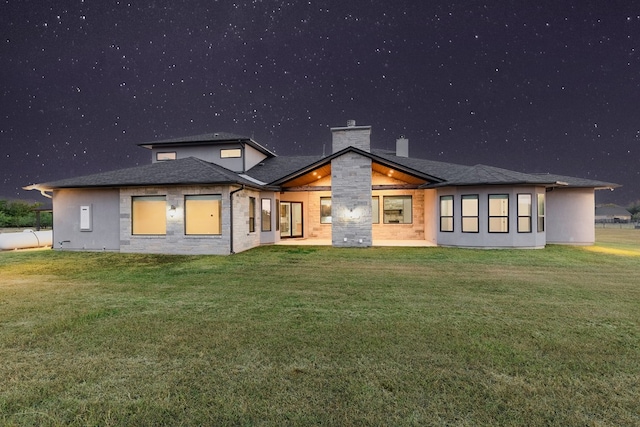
[280,202,303,238]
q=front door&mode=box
[280,202,303,238]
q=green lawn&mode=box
[1,230,639,426]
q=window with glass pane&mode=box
[185,195,222,235]
[156,152,176,161]
[261,199,272,231]
[537,193,545,232]
[440,195,454,232]
[249,197,256,232]
[275,199,280,231]
[372,196,379,224]
[132,196,166,235]
[488,194,509,233]
[320,197,332,223]
[220,148,241,158]
[517,194,532,233]
[383,196,412,224]
[461,194,479,232]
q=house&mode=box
[24,121,619,254]
[595,206,632,223]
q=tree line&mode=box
[0,199,52,228]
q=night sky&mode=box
[2,1,639,205]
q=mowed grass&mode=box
[1,230,639,426]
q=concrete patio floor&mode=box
[276,238,436,247]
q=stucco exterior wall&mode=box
[119,185,233,255]
[436,186,547,248]
[53,188,120,251]
[546,187,595,245]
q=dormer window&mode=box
[220,148,242,158]
[156,151,176,161]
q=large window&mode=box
[489,194,509,233]
[517,194,532,233]
[537,193,545,232]
[461,194,479,232]
[261,199,272,231]
[132,196,166,235]
[249,197,256,232]
[372,196,380,224]
[383,196,412,224]
[440,196,453,232]
[320,197,332,224]
[185,195,222,235]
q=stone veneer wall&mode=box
[331,152,372,247]
[231,188,262,253]
[119,185,255,255]
[331,125,372,153]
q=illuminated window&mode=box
[262,199,272,231]
[221,148,241,158]
[384,196,412,224]
[372,196,379,224]
[537,193,545,232]
[440,195,453,232]
[461,194,479,232]
[185,195,221,235]
[249,197,256,232]
[489,194,509,233]
[156,152,176,161]
[320,197,332,223]
[517,194,532,233]
[132,196,166,235]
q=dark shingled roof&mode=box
[137,132,276,157]
[245,154,325,184]
[529,173,620,189]
[25,136,620,192]
[35,157,263,190]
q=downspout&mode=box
[229,185,244,254]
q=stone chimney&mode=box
[396,137,409,157]
[331,120,371,153]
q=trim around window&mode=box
[461,194,479,233]
[537,193,545,232]
[156,152,176,161]
[320,197,332,224]
[220,148,242,158]
[488,194,509,233]
[439,195,454,232]
[261,198,272,232]
[185,194,222,235]
[132,195,167,235]
[517,193,532,233]
[249,197,256,232]
[383,196,412,224]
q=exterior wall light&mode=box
[169,205,177,218]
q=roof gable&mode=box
[253,146,445,187]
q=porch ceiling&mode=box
[371,162,427,185]
[281,163,332,187]
[280,161,428,188]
